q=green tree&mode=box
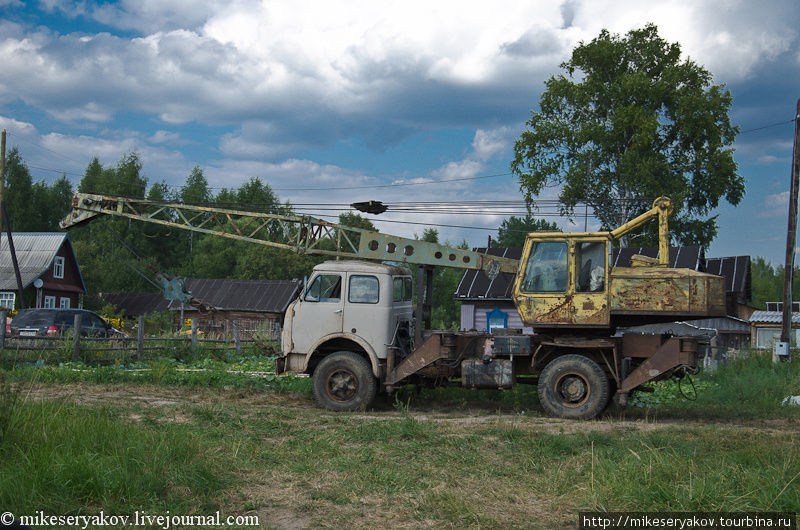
[750,257,781,310]
[338,212,376,231]
[78,157,105,194]
[180,166,211,204]
[147,180,172,201]
[70,154,153,295]
[418,227,439,243]
[511,24,743,247]
[496,215,558,248]
[44,175,75,230]
[237,177,280,211]
[3,147,35,230]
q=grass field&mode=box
[1,353,799,528]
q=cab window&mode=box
[304,274,342,302]
[393,277,413,302]
[575,242,606,292]
[349,275,379,304]
[521,241,567,292]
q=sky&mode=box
[0,0,798,265]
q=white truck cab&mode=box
[278,260,413,410]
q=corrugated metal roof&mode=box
[610,245,705,270]
[749,310,800,324]
[681,316,751,332]
[167,278,302,313]
[0,232,71,290]
[99,292,170,316]
[618,317,750,336]
[705,255,751,301]
[454,247,522,300]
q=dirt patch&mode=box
[21,382,800,435]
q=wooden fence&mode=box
[0,313,277,363]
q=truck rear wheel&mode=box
[312,351,378,411]
[538,354,610,420]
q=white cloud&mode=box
[471,128,512,161]
[760,191,790,218]
[0,0,796,156]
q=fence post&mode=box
[191,318,197,349]
[137,315,145,359]
[73,313,82,361]
[0,310,5,353]
[233,320,241,355]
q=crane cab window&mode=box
[576,242,606,292]
[522,241,567,292]
[304,274,342,302]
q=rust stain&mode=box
[582,300,595,310]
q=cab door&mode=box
[571,239,610,326]
[341,273,390,358]
[291,272,344,354]
[515,239,572,326]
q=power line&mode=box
[740,119,795,134]
[5,131,87,166]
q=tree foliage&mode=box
[496,215,559,248]
[749,257,800,310]
[3,147,74,232]
[511,24,744,247]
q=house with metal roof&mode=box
[97,292,170,317]
[0,232,86,310]
[166,278,302,336]
[749,304,800,350]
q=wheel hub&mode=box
[555,372,590,407]
[326,368,359,402]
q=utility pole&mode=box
[779,99,800,361]
[0,129,5,234]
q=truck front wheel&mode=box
[312,351,378,411]
[538,354,610,420]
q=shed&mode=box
[0,232,85,310]
[455,247,531,333]
[167,278,302,336]
[98,292,170,317]
[749,308,800,349]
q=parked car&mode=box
[9,308,125,338]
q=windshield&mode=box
[521,241,567,292]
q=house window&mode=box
[44,296,56,309]
[59,297,71,309]
[53,256,65,279]
[0,292,14,310]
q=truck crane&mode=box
[61,193,725,419]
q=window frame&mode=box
[44,295,57,309]
[520,240,568,293]
[348,275,380,304]
[53,256,65,279]
[392,276,413,302]
[303,274,342,303]
[0,292,15,310]
[59,297,71,309]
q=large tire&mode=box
[312,351,378,411]
[538,354,610,420]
